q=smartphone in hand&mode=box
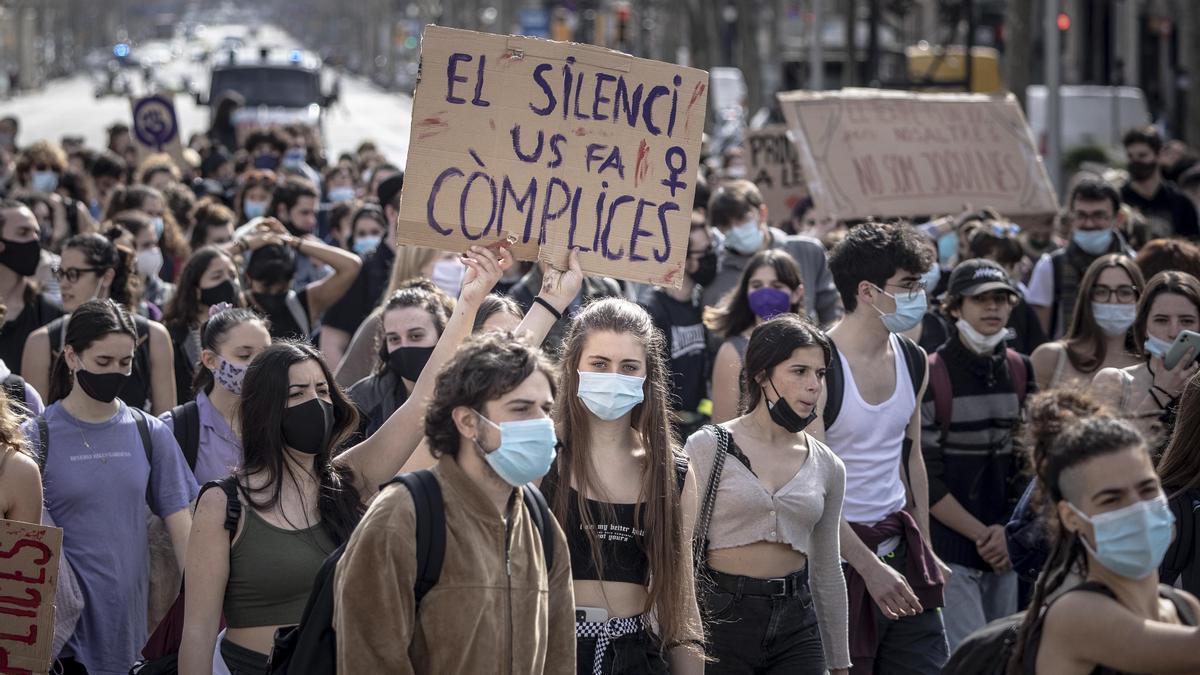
[1163,330,1200,370]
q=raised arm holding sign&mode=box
[397,26,709,288]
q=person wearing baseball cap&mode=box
[921,257,1035,652]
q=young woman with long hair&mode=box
[0,384,40,522]
[161,247,247,404]
[29,299,197,675]
[333,244,467,386]
[178,244,514,674]
[234,169,276,224]
[161,306,271,484]
[1157,373,1200,595]
[1006,390,1200,674]
[105,184,190,282]
[705,249,805,424]
[1031,255,1144,390]
[1093,271,1200,452]
[544,297,704,674]
[23,232,176,414]
[346,279,452,438]
[686,315,849,674]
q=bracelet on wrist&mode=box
[533,296,563,320]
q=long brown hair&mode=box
[1157,373,1200,494]
[549,298,701,650]
[1063,254,1144,373]
[703,249,802,338]
[1132,271,1200,354]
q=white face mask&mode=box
[956,318,1007,355]
[431,259,466,298]
[136,247,164,280]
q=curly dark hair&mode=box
[424,331,557,459]
[828,221,933,312]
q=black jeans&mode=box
[576,629,669,675]
[851,540,950,675]
[700,567,826,674]
[220,638,270,675]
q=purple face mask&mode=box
[748,287,792,320]
[215,357,248,396]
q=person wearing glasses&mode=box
[1093,271,1200,454]
[1030,255,1145,390]
[1027,178,1135,340]
[23,233,176,414]
[808,222,951,674]
[0,200,63,377]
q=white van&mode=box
[1025,85,1151,156]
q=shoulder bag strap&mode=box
[692,424,728,569]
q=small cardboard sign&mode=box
[397,26,709,288]
[745,124,807,224]
[0,520,62,675]
[777,89,1058,220]
[129,94,186,168]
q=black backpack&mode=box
[266,470,556,675]
[822,333,927,430]
[168,400,201,471]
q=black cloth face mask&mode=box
[0,238,42,277]
[199,279,239,307]
[75,369,129,404]
[765,379,817,433]
[688,251,719,287]
[379,343,434,383]
[281,397,333,455]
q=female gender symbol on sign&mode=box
[132,96,179,151]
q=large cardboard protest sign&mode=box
[130,94,187,168]
[745,125,807,224]
[397,26,709,287]
[0,520,62,674]
[777,89,1058,220]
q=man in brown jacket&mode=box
[333,332,575,673]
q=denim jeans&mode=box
[700,568,826,674]
[942,563,1018,651]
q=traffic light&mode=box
[1056,12,1070,31]
[616,3,631,47]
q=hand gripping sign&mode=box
[397,26,709,288]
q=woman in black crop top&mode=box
[1009,390,1200,674]
[545,298,704,675]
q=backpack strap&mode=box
[822,340,844,430]
[199,477,242,539]
[896,333,927,397]
[392,470,445,607]
[521,483,555,573]
[1005,349,1029,407]
[928,352,953,443]
[170,401,201,471]
[33,415,48,470]
[130,407,153,465]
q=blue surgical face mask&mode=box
[31,170,58,193]
[1072,228,1114,255]
[871,285,927,333]
[352,236,381,256]
[475,414,558,487]
[243,199,268,220]
[577,371,645,421]
[919,262,942,295]
[724,215,764,256]
[1145,333,1173,358]
[1092,302,1136,337]
[937,232,958,265]
[1069,495,1174,579]
[328,186,356,203]
[150,216,165,240]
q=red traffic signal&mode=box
[1056,12,1071,31]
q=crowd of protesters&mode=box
[1,104,1200,675]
